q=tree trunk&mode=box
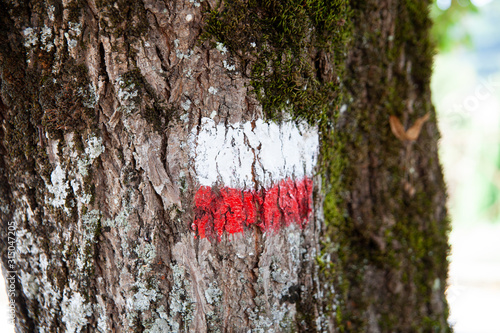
[0,0,450,332]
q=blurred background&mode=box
[1,1,499,332]
[431,0,500,331]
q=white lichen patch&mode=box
[168,264,194,326]
[135,242,156,275]
[181,99,191,111]
[117,80,138,103]
[287,228,302,266]
[19,271,38,300]
[85,136,105,160]
[116,76,139,115]
[75,253,87,272]
[77,135,105,177]
[124,278,165,329]
[143,305,182,332]
[180,113,189,123]
[70,179,80,192]
[184,68,193,78]
[187,0,203,7]
[96,303,108,332]
[248,309,274,332]
[204,282,222,305]
[0,204,9,214]
[81,209,100,243]
[77,159,90,177]
[173,39,193,59]
[40,26,54,52]
[138,242,156,263]
[48,5,55,21]
[215,42,227,54]
[248,302,291,333]
[68,22,82,36]
[208,86,218,95]
[102,198,132,234]
[70,179,92,205]
[79,193,91,205]
[271,263,290,284]
[146,318,170,333]
[13,212,63,324]
[61,289,92,333]
[64,22,82,50]
[39,253,49,272]
[17,228,39,255]
[128,284,159,312]
[23,27,38,48]
[189,118,319,189]
[79,82,98,109]
[222,60,235,71]
[47,164,69,209]
[65,37,77,49]
[177,49,192,59]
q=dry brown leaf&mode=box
[389,113,430,142]
[405,113,430,141]
[389,115,407,141]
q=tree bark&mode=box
[0,0,450,332]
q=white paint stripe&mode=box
[189,118,319,189]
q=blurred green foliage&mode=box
[430,0,478,52]
[432,0,500,225]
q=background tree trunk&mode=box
[0,0,450,332]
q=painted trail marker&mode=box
[189,118,319,240]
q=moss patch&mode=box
[40,62,97,137]
[202,0,351,125]
[322,0,451,331]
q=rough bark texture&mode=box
[326,1,451,331]
[0,0,450,332]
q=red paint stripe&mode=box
[192,177,313,241]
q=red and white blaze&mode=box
[189,117,319,240]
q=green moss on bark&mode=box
[202,0,351,124]
[323,0,451,331]
[40,62,97,137]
